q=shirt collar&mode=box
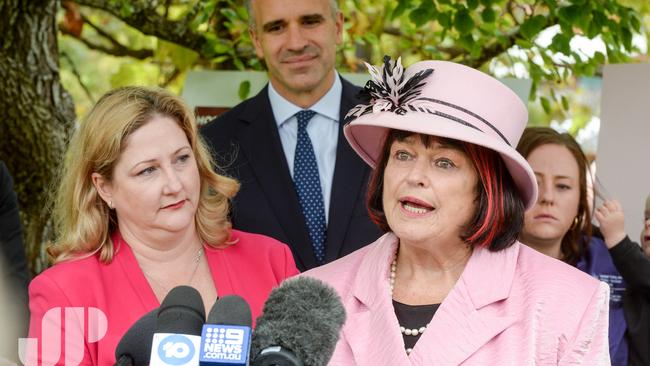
[268,73,342,127]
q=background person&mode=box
[596,198,650,366]
[641,195,650,256]
[0,249,25,365]
[0,160,29,363]
[0,160,29,311]
[305,57,609,365]
[517,126,627,365]
[28,86,298,365]
[201,0,381,271]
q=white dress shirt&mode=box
[268,75,341,223]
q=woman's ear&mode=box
[91,172,113,209]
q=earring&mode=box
[108,200,113,210]
[571,216,579,228]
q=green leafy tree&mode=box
[0,0,646,273]
[64,0,644,99]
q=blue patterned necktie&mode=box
[293,110,327,265]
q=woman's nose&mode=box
[163,169,182,194]
[538,182,554,205]
[405,160,429,187]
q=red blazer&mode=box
[27,230,299,365]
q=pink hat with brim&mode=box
[343,57,538,209]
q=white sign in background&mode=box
[180,70,532,110]
[597,63,650,242]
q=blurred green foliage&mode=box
[60,0,648,133]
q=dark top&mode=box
[393,300,440,351]
[0,161,29,337]
[200,77,382,271]
[608,236,650,366]
[0,162,29,294]
[576,235,628,365]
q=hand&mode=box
[594,199,627,248]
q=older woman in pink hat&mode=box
[303,57,610,365]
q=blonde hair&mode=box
[50,86,239,263]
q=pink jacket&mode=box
[304,233,610,365]
[27,230,299,365]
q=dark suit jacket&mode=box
[201,77,382,271]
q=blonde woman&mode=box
[28,87,298,365]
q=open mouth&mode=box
[400,197,435,215]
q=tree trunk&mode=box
[0,0,76,274]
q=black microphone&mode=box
[251,277,346,366]
[150,286,206,366]
[114,308,158,366]
[208,295,252,327]
[199,295,253,365]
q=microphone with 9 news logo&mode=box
[149,286,206,366]
[199,295,252,365]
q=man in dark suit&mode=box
[201,0,381,271]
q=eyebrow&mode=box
[533,172,574,180]
[132,146,190,168]
[435,141,462,151]
[397,138,465,155]
[262,19,286,32]
[301,14,325,23]
[261,14,325,32]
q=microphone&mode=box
[114,308,158,366]
[150,286,206,366]
[251,277,346,366]
[199,295,252,365]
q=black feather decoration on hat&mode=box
[346,56,434,122]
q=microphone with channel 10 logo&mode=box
[199,295,252,366]
[149,286,205,366]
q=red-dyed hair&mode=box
[366,129,525,251]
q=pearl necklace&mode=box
[390,253,430,356]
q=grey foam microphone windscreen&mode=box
[156,285,206,335]
[251,277,346,366]
[115,309,158,366]
[207,295,252,327]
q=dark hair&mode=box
[516,127,592,265]
[367,129,525,251]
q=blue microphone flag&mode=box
[199,324,251,365]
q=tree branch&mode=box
[507,0,521,26]
[73,0,207,52]
[161,67,181,88]
[60,51,95,103]
[81,13,124,49]
[60,25,154,59]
